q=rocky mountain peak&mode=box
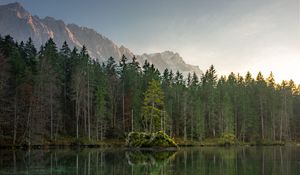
[0,2,29,18]
[3,2,23,10]
[0,2,203,77]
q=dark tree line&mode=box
[0,35,299,145]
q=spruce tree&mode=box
[141,79,165,133]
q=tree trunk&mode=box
[280,112,283,142]
[87,68,91,140]
[131,109,133,132]
[76,153,79,175]
[122,83,125,131]
[161,110,163,131]
[13,95,17,145]
[84,100,87,136]
[100,123,103,141]
[26,98,32,146]
[184,98,187,142]
[96,118,99,141]
[283,91,288,140]
[191,111,193,141]
[50,86,53,140]
[150,102,154,133]
[76,91,79,139]
[235,108,238,138]
[63,61,67,134]
[260,97,264,140]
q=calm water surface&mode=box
[0,146,299,175]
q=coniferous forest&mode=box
[1,35,300,146]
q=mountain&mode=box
[137,51,202,77]
[0,2,203,76]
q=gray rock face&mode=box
[0,2,202,76]
[137,51,203,77]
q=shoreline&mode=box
[0,139,298,150]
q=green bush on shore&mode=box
[218,133,237,146]
[126,131,178,148]
[198,133,237,146]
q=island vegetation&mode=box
[126,131,178,148]
[0,35,300,148]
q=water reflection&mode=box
[0,146,299,175]
[126,151,176,175]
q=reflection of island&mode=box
[126,151,176,175]
[126,131,178,148]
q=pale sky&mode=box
[1,0,300,83]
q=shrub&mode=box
[126,131,178,148]
[218,133,237,146]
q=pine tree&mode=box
[59,41,72,134]
[256,72,267,140]
[37,38,61,140]
[9,45,26,145]
[201,65,218,137]
[24,37,37,73]
[141,79,165,132]
[105,57,118,129]
[94,63,108,141]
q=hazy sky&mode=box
[1,0,300,83]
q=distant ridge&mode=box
[0,2,203,76]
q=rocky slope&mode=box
[137,51,202,77]
[0,2,202,76]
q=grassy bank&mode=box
[1,136,298,149]
[175,138,289,147]
[174,133,291,146]
[0,137,126,149]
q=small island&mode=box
[126,131,178,149]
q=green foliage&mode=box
[141,79,165,132]
[218,133,237,146]
[0,35,300,146]
[126,131,178,148]
[199,133,237,146]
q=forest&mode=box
[0,35,299,146]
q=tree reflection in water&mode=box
[126,150,176,175]
[0,147,299,175]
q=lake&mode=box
[0,146,299,175]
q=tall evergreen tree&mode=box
[141,79,165,132]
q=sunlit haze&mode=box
[1,0,299,83]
